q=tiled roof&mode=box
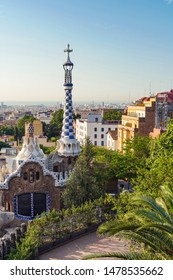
[156,90,173,102]
[107,130,118,140]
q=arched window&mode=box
[23,172,28,181]
[36,171,40,180]
[29,169,35,183]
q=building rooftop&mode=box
[107,130,118,140]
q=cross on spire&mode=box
[64,44,73,54]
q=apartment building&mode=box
[76,113,120,147]
[118,101,155,152]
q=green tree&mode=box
[0,125,15,136]
[73,112,81,120]
[41,121,49,136]
[125,134,151,161]
[47,109,63,139]
[85,184,173,260]
[63,137,104,208]
[94,146,138,181]
[39,144,55,155]
[0,141,11,149]
[103,109,122,121]
[14,126,19,141]
[133,119,173,198]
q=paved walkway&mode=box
[39,232,129,260]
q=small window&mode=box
[29,170,35,183]
[101,134,104,139]
[94,134,97,139]
[95,118,98,122]
[94,141,97,146]
[101,127,104,132]
[36,171,40,180]
[101,141,104,146]
[94,127,97,132]
[108,128,111,131]
[23,172,28,181]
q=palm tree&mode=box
[84,184,173,260]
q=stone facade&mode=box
[1,161,61,224]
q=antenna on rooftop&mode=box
[149,81,152,96]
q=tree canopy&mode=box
[0,141,11,149]
[103,109,122,121]
[62,137,105,208]
[47,109,63,139]
[95,183,173,260]
[133,120,173,198]
[0,125,15,136]
[39,144,55,155]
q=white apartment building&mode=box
[107,130,118,151]
[76,113,120,147]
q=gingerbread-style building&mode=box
[0,45,80,223]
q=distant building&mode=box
[74,109,100,119]
[76,113,120,147]
[0,102,7,109]
[155,90,173,129]
[3,120,17,127]
[0,148,17,157]
[149,89,173,138]
[35,111,52,124]
[107,130,118,151]
[118,100,155,152]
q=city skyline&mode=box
[0,0,173,104]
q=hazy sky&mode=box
[0,0,173,104]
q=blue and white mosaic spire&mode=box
[58,44,81,156]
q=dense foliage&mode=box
[85,120,173,260]
[39,144,55,155]
[46,109,63,139]
[132,120,173,198]
[63,137,105,208]
[8,195,116,260]
[0,141,11,149]
[86,183,173,260]
[102,109,122,121]
[0,125,15,137]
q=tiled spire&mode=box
[57,44,81,156]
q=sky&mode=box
[0,0,173,104]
